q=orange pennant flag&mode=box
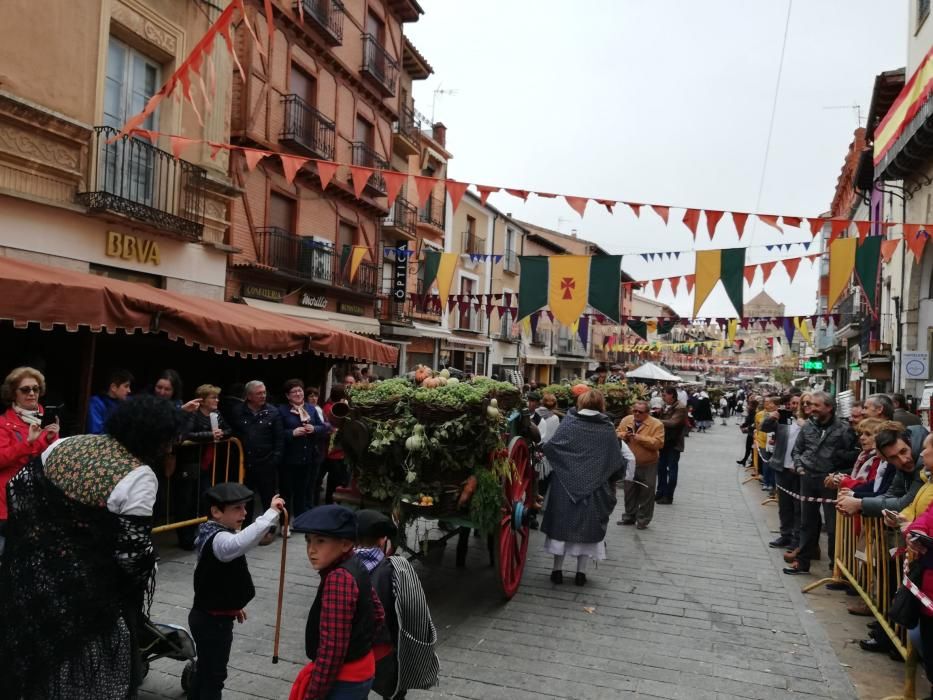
[651,205,669,225]
[855,220,871,244]
[505,188,529,201]
[743,265,757,285]
[133,129,159,145]
[626,202,642,217]
[808,218,824,236]
[565,196,589,217]
[682,209,700,238]
[732,212,749,238]
[476,185,499,205]
[209,141,226,160]
[316,160,338,191]
[280,154,308,184]
[595,198,615,214]
[782,216,802,229]
[446,179,468,213]
[382,170,406,208]
[684,274,695,294]
[243,148,266,171]
[670,276,681,295]
[758,214,783,233]
[705,210,724,240]
[880,238,900,264]
[414,175,436,207]
[904,224,930,263]
[349,166,371,199]
[760,261,777,283]
[652,278,664,297]
[829,219,849,243]
[782,257,802,281]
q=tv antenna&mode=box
[823,103,863,126]
[431,83,459,123]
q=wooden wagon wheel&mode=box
[497,436,534,599]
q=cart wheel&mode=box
[497,436,533,599]
[181,660,195,692]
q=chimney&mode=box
[432,122,447,147]
[570,229,578,238]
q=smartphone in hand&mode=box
[41,405,61,428]
[909,531,933,548]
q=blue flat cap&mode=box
[356,509,397,539]
[291,504,357,539]
[203,482,254,506]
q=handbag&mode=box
[889,561,925,628]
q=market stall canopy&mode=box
[625,362,682,382]
[0,257,397,364]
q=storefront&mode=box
[441,336,490,377]
[521,345,556,385]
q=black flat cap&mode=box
[203,482,254,506]
[356,509,398,539]
[291,504,357,539]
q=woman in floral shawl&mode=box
[541,390,623,586]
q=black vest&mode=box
[306,556,375,662]
[192,531,256,611]
[368,557,397,645]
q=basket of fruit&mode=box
[400,492,442,517]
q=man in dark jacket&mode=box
[784,392,859,575]
[760,393,802,549]
[231,380,284,543]
[655,387,687,505]
[893,393,922,427]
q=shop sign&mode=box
[902,351,930,381]
[106,231,160,265]
[337,302,365,316]
[299,293,328,309]
[393,241,408,301]
[242,284,285,302]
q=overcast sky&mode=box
[406,0,909,317]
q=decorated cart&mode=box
[338,371,535,599]
[539,381,647,423]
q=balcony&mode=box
[503,249,519,274]
[383,196,417,238]
[418,193,445,232]
[351,142,388,197]
[530,330,549,347]
[280,95,335,160]
[461,231,486,255]
[361,34,399,96]
[255,227,378,295]
[77,126,205,240]
[393,105,420,156]
[378,296,442,324]
[452,307,484,333]
[557,336,587,357]
[295,0,344,45]
[498,319,519,342]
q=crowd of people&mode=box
[736,387,933,694]
[0,363,443,700]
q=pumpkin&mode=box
[414,366,431,384]
[572,383,590,397]
[422,377,440,388]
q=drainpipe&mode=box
[896,192,907,391]
[487,213,498,346]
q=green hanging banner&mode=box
[517,256,549,319]
[422,250,441,289]
[854,236,882,312]
[720,248,746,317]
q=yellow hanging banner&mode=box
[828,238,857,311]
[347,246,369,283]
[547,255,590,326]
[693,250,722,316]
[434,252,459,304]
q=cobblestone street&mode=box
[138,423,880,699]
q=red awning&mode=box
[0,257,397,365]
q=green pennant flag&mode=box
[626,320,648,341]
[588,255,622,322]
[340,244,351,271]
[423,250,441,289]
[721,248,746,317]
[854,236,882,311]
[657,319,676,335]
[517,256,548,319]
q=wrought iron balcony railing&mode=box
[383,196,417,237]
[295,0,344,45]
[77,126,205,240]
[378,296,442,323]
[281,95,335,160]
[461,231,486,254]
[557,336,587,356]
[350,142,387,196]
[503,249,518,273]
[419,193,445,231]
[255,227,378,294]
[394,105,420,142]
[361,34,399,95]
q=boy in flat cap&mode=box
[355,510,439,700]
[189,482,285,700]
[290,504,385,700]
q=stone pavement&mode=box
[139,423,859,699]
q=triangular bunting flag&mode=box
[880,238,900,264]
[684,274,695,294]
[243,148,266,171]
[316,160,338,190]
[743,265,757,286]
[757,214,783,233]
[781,257,801,281]
[732,212,749,238]
[829,219,849,244]
[595,198,615,214]
[652,278,664,297]
[760,261,777,283]
[855,220,871,244]
[505,188,529,201]
[476,185,499,205]
[414,175,436,207]
[808,217,824,236]
[670,276,681,295]
[626,202,642,217]
[349,165,371,199]
[705,210,724,239]
[382,170,406,208]
[782,216,802,228]
[565,196,589,218]
[904,224,930,263]
[170,135,197,159]
[280,154,309,185]
[651,205,669,224]
[446,179,469,213]
[682,208,700,238]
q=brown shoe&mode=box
[847,600,872,616]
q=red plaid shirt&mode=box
[306,552,385,699]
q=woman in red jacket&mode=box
[0,366,60,552]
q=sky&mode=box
[405,0,909,317]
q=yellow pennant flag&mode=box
[347,246,369,283]
[434,252,459,304]
[727,319,737,344]
[828,237,857,311]
[548,255,590,326]
[693,249,721,316]
[794,316,811,345]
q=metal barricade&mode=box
[152,436,246,534]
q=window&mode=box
[355,116,375,149]
[103,37,161,203]
[459,277,475,330]
[290,64,317,107]
[269,192,296,231]
[89,263,163,288]
[920,0,930,29]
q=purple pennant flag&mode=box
[766,245,775,252]
[546,310,554,323]
[494,254,503,263]
[640,254,649,261]
[831,313,840,326]
[804,240,811,250]
[486,298,495,315]
[530,311,539,336]
[674,252,681,260]
[578,316,589,345]
[783,317,795,345]
[504,292,513,307]
[448,297,458,312]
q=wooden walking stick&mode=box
[272,507,289,664]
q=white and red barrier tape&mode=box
[901,556,933,612]
[775,484,838,504]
